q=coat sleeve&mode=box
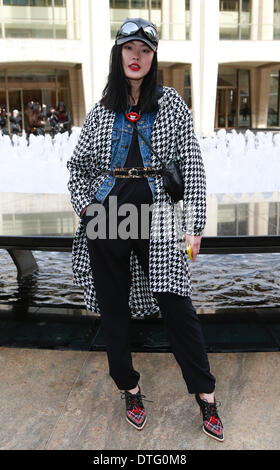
[175,98,207,236]
[66,109,98,217]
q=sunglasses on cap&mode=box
[116,19,159,50]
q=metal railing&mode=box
[1,234,280,278]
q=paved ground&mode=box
[0,348,279,450]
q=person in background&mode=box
[55,101,71,134]
[0,105,9,135]
[44,105,60,137]
[25,101,46,137]
[10,109,22,135]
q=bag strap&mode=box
[132,121,167,170]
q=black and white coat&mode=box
[67,86,206,318]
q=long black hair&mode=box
[100,44,162,113]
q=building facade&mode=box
[0,0,280,135]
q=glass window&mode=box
[131,0,146,7]
[216,67,251,129]
[220,0,251,39]
[3,1,65,6]
[217,204,249,236]
[110,0,162,7]
[185,0,190,39]
[220,0,239,11]
[268,70,280,127]
[0,68,71,134]
[220,0,250,11]
[218,67,237,87]
[268,202,280,234]
[110,0,162,39]
[0,85,8,135]
[2,0,69,39]
[8,70,56,83]
[239,69,250,128]
[110,0,129,7]
[110,0,162,8]
[274,0,280,39]
[0,71,5,85]
[184,68,192,108]
[2,212,75,236]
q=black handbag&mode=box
[133,122,184,203]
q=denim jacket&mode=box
[94,110,158,203]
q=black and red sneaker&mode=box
[195,394,224,442]
[121,386,152,430]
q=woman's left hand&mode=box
[183,235,202,262]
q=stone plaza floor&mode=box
[0,347,279,450]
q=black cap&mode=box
[115,18,159,52]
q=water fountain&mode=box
[199,129,280,193]
[1,128,280,314]
[0,128,279,194]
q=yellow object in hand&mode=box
[186,243,193,260]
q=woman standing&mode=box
[67,18,223,442]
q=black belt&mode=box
[107,167,162,178]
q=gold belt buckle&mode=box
[128,168,136,177]
[128,167,143,178]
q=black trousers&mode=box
[83,193,216,394]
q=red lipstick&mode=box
[129,63,140,71]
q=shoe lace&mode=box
[120,391,153,410]
[203,400,221,421]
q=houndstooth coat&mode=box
[67,86,206,318]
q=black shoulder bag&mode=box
[132,121,184,203]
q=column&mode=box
[251,66,271,128]
[171,64,186,98]
[196,0,220,135]
[161,0,170,40]
[79,0,111,112]
[74,0,80,40]
[66,0,80,40]
[248,202,256,235]
[79,0,94,111]
[250,68,259,128]
[257,67,271,128]
[69,65,86,127]
[0,0,5,39]
[170,0,186,40]
[190,0,201,132]
[66,0,75,39]
[89,0,111,104]
[0,215,3,238]
[259,0,274,40]
[255,202,269,235]
[162,66,172,87]
[205,195,218,236]
[76,65,86,126]
[250,0,259,40]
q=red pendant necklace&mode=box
[125,111,141,123]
